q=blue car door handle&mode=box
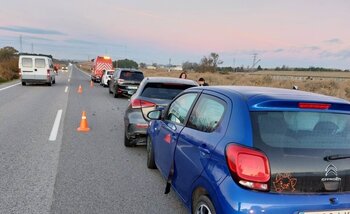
[167,123,177,131]
[199,145,210,156]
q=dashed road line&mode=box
[49,109,63,141]
[65,86,68,93]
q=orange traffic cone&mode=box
[90,80,94,88]
[77,111,90,132]
[77,85,83,94]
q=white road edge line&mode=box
[77,67,91,77]
[49,109,63,141]
[0,82,21,92]
[65,86,68,93]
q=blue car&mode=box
[146,86,350,214]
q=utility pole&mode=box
[251,53,261,71]
[19,35,23,53]
[168,58,171,72]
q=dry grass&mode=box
[78,61,93,73]
[141,69,350,100]
[75,61,350,100]
[0,58,19,82]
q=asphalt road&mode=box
[0,66,187,214]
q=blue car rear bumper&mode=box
[216,176,350,214]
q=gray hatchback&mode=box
[123,77,198,147]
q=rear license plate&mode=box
[128,86,137,89]
[300,210,350,214]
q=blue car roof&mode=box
[192,86,350,111]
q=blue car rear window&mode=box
[252,111,350,149]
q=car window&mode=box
[251,111,350,149]
[35,58,46,68]
[166,93,197,125]
[22,58,33,68]
[187,94,226,132]
[120,71,144,81]
[141,83,195,100]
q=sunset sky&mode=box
[0,0,349,69]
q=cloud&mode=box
[24,36,55,42]
[65,39,97,45]
[304,46,320,51]
[274,48,284,53]
[320,49,350,59]
[324,38,342,44]
[0,26,65,35]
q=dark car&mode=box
[146,86,350,214]
[109,68,144,98]
[124,77,198,147]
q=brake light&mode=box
[298,103,331,109]
[118,79,124,84]
[131,99,156,109]
[47,69,50,77]
[226,144,270,191]
[19,68,21,76]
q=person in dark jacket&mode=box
[198,77,209,86]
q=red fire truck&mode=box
[91,56,113,82]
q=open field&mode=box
[76,61,350,100]
[142,69,350,100]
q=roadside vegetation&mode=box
[75,51,350,101]
[0,46,19,83]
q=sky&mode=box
[0,0,349,69]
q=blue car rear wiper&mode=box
[324,154,350,161]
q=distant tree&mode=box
[139,62,147,69]
[116,59,138,69]
[197,52,223,72]
[182,61,199,71]
[0,46,18,62]
[257,65,263,70]
[152,63,158,68]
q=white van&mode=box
[19,54,56,86]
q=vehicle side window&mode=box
[187,94,226,132]
[35,59,46,68]
[166,93,197,125]
[22,58,33,68]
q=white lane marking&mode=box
[0,82,21,92]
[49,109,63,141]
[65,86,68,93]
[68,78,70,82]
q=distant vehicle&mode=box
[124,77,198,147]
[109,68,144,98]
[100,69,114,87]
[91,56,113,82]
[61,66,68,71]
[147,86,350,214]
[19,53,56,86]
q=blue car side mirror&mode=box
[147,110,162,120]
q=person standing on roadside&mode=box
[198,77,209,86]
[179,72,187,79]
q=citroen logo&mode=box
[325,164,338,177]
